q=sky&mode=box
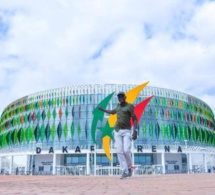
[0,0,215,115]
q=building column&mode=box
[0,156,2,173]
[25,155,29,175]
[9,156,14,175]
[213,154,215,173]
[53,154,56,175]
[94,144,96,176]
[86,153,90,175]
[132,141,135,166]
[110,139,113,175]
[203,154,207,173]
[161,153,165,174]
[188,153,192,173]
[131,141,135,175]
[31,155,35,175]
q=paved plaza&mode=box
[0,174,215,195]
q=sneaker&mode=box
[128,166,135,177]
[128,168,133,177]
[120,172,128,179]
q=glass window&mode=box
[134,154,153,166]
[182,154,187,163]
[174,165,179,170]
[96,154,111,166]
[39,166,44,171]
[64,154,86,166]
[72,156,78,164]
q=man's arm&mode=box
[98,107,115,115]
[130,105,138,140]
[132,118,138,140]
[133,118,138,130]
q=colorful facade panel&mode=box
[0,85,215,151]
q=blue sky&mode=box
[0,0,215,114]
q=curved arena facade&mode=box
[0,84,215,175]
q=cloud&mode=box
[0,0,215,116]
[186,1,215,45]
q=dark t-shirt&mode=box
[110,102,137,131]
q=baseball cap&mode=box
[117,91,125,97]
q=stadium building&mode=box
[0,83,215,175]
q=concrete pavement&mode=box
[0,174,215,195]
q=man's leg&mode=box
[123,130,132,174]
[114,130,128,174]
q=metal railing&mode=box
[133,165,163,175]
[55,165,87,176]
[94,166,121,175]
[1,164,214,176]
[93,165,163,176]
